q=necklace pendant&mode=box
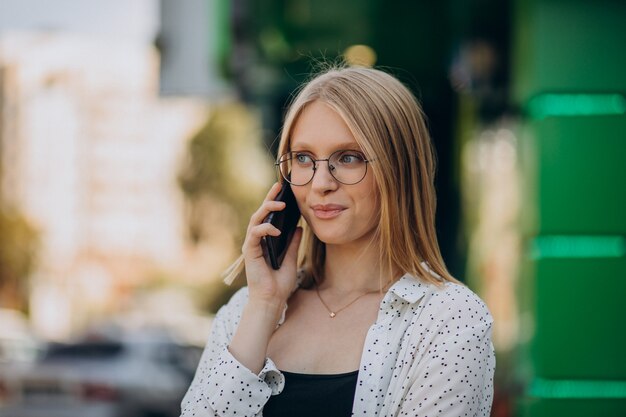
[329,312,336,318]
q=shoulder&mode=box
[395,274,491,317]
[421,280,493,331]
[431,281,491,315]
[394,275,492,330]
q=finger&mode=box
[264,182,283,202]
[242,223,281,255]
[245,183,284,233]
[249,200,286,226]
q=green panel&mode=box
[527,94,626,120]
[518,397,626,417]
[520,115,626,235]
[530,378,626,399]
[532,257,626,379]
[513,0,626,104]
[531,236,626,259]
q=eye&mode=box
[294,152,314,166]
[336,151,365,165]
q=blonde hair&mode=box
[224,65,458,287]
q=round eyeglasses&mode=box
[276,150,371,186]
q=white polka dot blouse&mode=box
[180,273,495,416]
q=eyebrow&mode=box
[290,141,362,151]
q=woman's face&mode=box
[288,100,379,248]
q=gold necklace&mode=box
[314,284,387,318]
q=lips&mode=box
[311,204,346,219]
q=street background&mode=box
[0,1,624,416]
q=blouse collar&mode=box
[387,273,430,304]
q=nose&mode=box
[310,160,339,193]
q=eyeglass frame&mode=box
[275,149,373,186]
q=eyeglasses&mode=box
[276,150,372,186]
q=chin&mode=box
[315,234,350,246]
[309,224,371,246]
[308,227,346,245]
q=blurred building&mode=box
[158,0,230,98]
[0,1,209,339]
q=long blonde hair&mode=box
[224,65,458,287]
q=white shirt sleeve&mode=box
[180,288,284,417]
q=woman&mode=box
[181,66,495,416]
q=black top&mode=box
[263,369,359,417]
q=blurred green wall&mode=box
[513,0,626,415]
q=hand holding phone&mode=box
[261,183,301,270]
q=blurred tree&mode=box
[178,102,271,243]
[0,206,39,311]
[178,102,273,312]
[0,58,40,312]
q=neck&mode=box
[320,240,398,295]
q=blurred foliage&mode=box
[0,206,39,310]
[178,102,273,313]
[196,278,242,315]
[178,102,271,244]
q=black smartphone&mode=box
[261,183,301,270]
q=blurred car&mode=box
[0,329,203,417]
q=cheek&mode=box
[357,176,380,216]
[362,194,380,224]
